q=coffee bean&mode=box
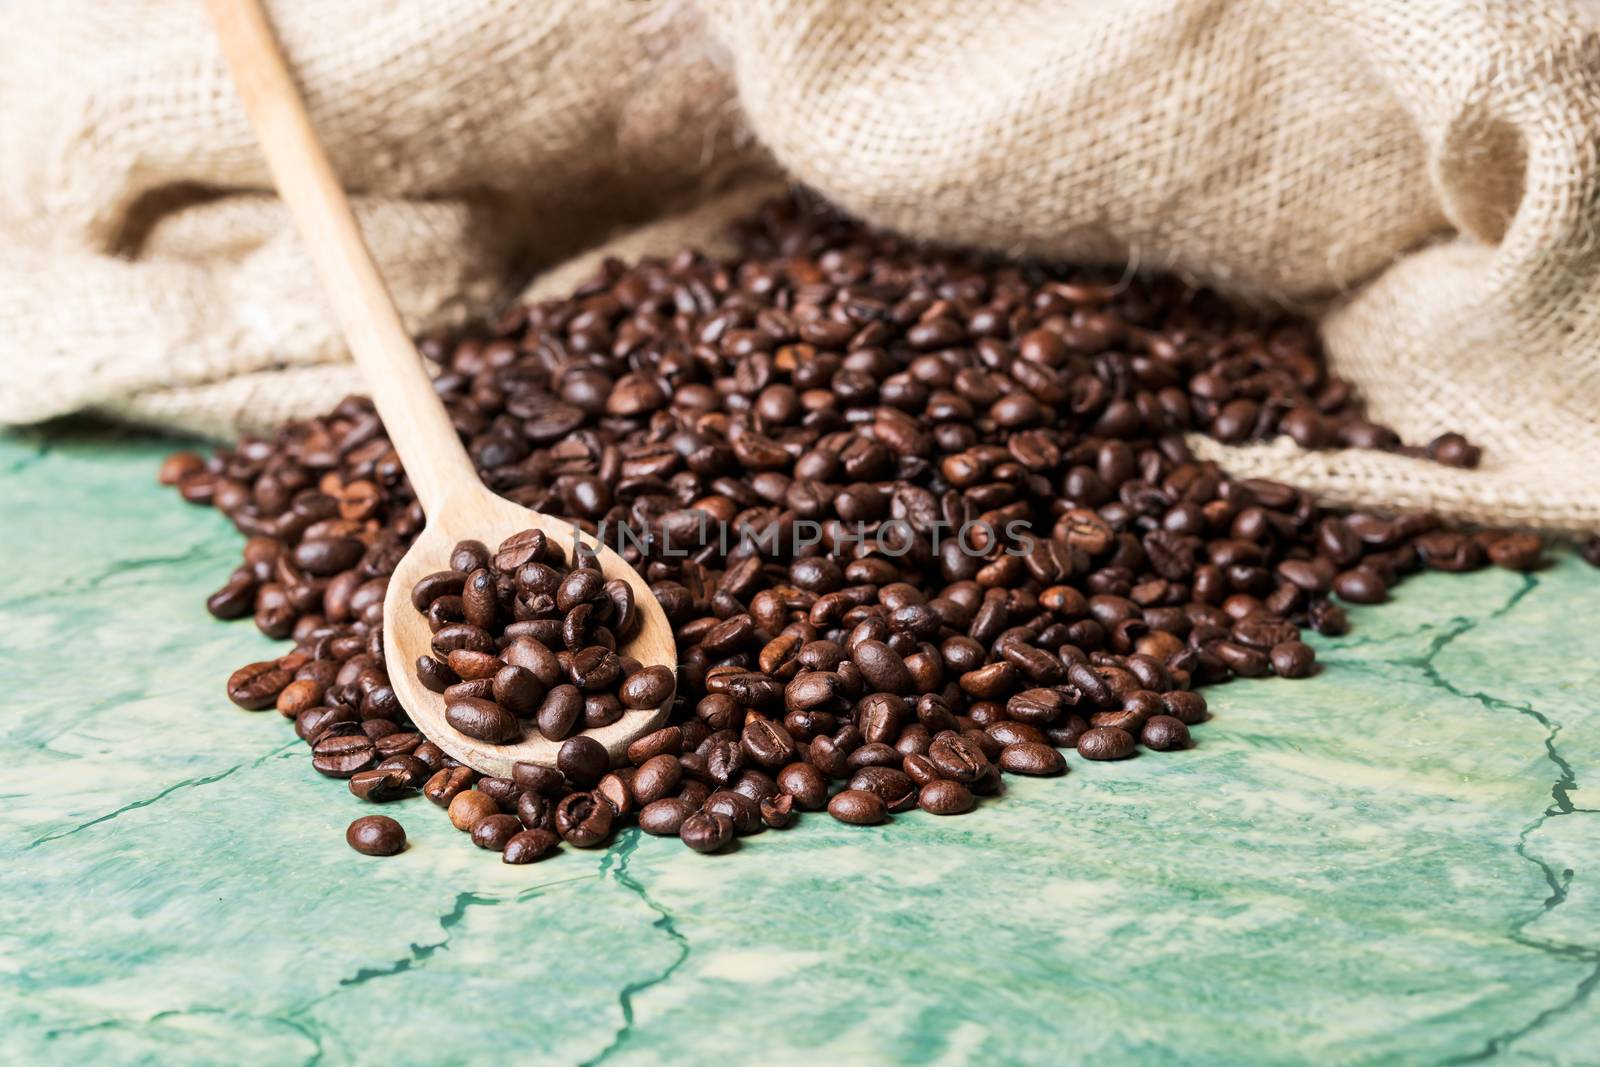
[311,733,376,778]
[1270,641,1316,678]
[998,742,1067,776]
[741,718,798,769]
[620,664,675,709]
[424,766,475,806]
[631,754,683,806]
[1486,533,1542,571]
[536,684,584,741]
[680,810,735,853]
[557,735,608,788]
[448,790,499,831]
[639,798,697,836]
[827,789,887,826]
[705,789,763,835]
[1333,568,1387,604]
[346,815,405,856]
[555,791,615,847]
[349,768,409,802]
[927,733,988,782]
[918,779,975,816]
[1077,727,1136,760]
[492,665,542,715]
[1141,716,1191,751]
[227,661,293,710]
[760,793,797,829]
[471,813,523,851]
[511,761,566,796]
[776,762,829,809]
[445,696,521,744]
[852,640,914,693]
[503,828,560,864]
[848,766,919,812]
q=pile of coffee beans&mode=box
[162,195,1579,862]
[409,528,673,746]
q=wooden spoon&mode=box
[205,0,675,776]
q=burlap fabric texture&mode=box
[2,0,1598,532]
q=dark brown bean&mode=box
[828,789,887,826]
[503,828,560,864]
[1077,727,1136,761]
[346,816,406,856]
[445,697,521,744]
[918,779,975,816]
[998,742,1067,776]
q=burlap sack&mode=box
[2,0,1598,532]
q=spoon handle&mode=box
[204,0,477,516]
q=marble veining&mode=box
[1,424,1596,1066]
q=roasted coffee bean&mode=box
[492,665,542,715]
[445,696,521,743]
[1333,568,1387,604]
[776,762,829,809]
[919,779,975,816]
[741,718,797,769]
[760,793,797,829]
[555,790,615,847]
[1270,641,1316,678]
[626,725,683,764]
[478,776,523,810]
[852,640,914,693]
[557,735,609,788]
[1077,726,1136,761]
[349,768,409,802]
[503,828,560,864]
[828,789,888,826]
[998,742,1067,776]
[448,790,499,831]
[227,661,293,710]
[311,733,376,778]
[631,754,683,806]
[639,798,697,836]
[424,766,475,806]
[620,664,675,708]
[705,789,763,835]
[848,766,919,812]
[927,733,988,782]
[511,762,567,796]
[536,684,584,741]
[471,813,523,851]
[1141,715,1192,751]
[346,816,406,856]
[680,810,735,853]
[1486,533,1542,571]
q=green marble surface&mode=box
[1,424,1597,1067]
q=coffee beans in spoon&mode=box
[409,528,667,749]
[173,194,1579,863]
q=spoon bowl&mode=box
[383,491,674,777]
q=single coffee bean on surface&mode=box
[680,810,735,854]
[919,779,976,816]
[346,815,406,856]
[448,790,499,832]
[503,828,560,864]
[828,789,888,826]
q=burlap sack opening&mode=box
[3,0,1598,531]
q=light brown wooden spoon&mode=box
[205,0,674,776]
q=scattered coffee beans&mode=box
[170,195,1585,863]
